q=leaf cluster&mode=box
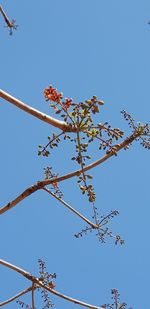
[38,259,56,309]
[75,208,124,245]
[101,289,133,309]
[39,86,126,202]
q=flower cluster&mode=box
[44,85,63,103]
[62,98,73,110]
[44,85,73,112]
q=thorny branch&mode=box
[0,131,141,216]
[0,259,104,309]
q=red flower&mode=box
[44,85,63,103]
[48,281,55,289]
[62,98,73,110]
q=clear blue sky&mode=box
[0,1,150,308]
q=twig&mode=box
[0,259,103,309]
[0,286,33,307]
[0,89,74,132]
[43,187,98,228]
[0,131,140,215]
[32,283,35,309]
[40,131,64,153]
[76,116,87,186]
[0,5,17,35]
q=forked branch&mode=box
[0,259,103,309]
[43,187,98,228]
[0,131,140,216]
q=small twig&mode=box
[40,131,64,153]
[59,100,76,126]
[76,116,87,186]
[0,259,103,309]
[32,283,35,309]
[43,187,98,228]
[0,286,33,307]
[0,5,17,35]
[0,131,141,215]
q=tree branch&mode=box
[43,187,98,228]
[0,259,103,309]
[32,283,35,309]
[0,286,33,307]
[0,89,73,131]
[0,5,13,28]
[0,131,140,216]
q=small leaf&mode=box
[86,175,93,179]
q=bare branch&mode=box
[0,5,13,28]
[0,5,17,35]
[0,89,73,131]
[0,286,33,307]
[43,187,98,228]
[0,259,103,309]
[0,131,140,216]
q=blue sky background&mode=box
[0,1,150,308]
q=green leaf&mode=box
[86,175,93,179]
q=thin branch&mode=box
[0,5,13,28]
[40,131,64,153]
[43,187,98,228]
[0,131,140,216]
[0,286,33,307]
[0,89,73,132]
[0,259,103,309]
[32,283,35,309]
[76,116,87,186]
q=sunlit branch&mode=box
[0,5,13,28]
[0,89,74,132]
[43,187,98,228]
[0,131,140,216]
[0,259,103,309]
[0,286,33,307]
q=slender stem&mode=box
[0,259,103,309]
[41,131,64,153]
[0,89,73,132]
[0,286,33,307]
[32,283,35,309]
[59,100,76,126]
[76,117,87,186]
[0,131,140,215]
[83,128,112,148]
[43,187,98,228]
